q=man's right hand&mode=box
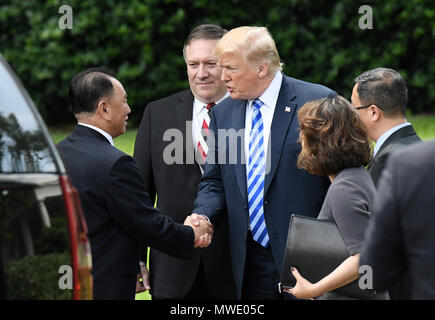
[184,213,214,248]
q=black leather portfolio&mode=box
[280,214,374,300]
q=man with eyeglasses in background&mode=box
[351,67,421,188]
[351,67,421,300]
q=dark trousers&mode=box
[94,274,137,300]
[242,231,295,300]
[153,259,215,300]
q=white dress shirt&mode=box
[373,122,411,156]
[192,93,229,156]
[78,122,115,146]
[244,71,282,179]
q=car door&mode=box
[0,54,92,300]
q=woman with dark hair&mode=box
[284,95,387,300]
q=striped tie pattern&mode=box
[247,99,269,247]
[197,103,215,165]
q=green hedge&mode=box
[6,252,72,300]
[1,0,434,126]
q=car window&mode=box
[0,61,57,173]
[0,174,73,299]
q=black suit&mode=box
[58,125,194,299]
[368,125,421,186]
[133,90,237,299]
[361,140,435,299]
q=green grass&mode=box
[135,286,152,300]
[408,114,435,141]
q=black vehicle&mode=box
[0,54,92,300]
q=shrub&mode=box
[5,252,72,300]
[1,0,433,126]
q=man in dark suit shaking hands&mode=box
[192,26,335,299]
[133,25,236,300]
[57,68,213,300]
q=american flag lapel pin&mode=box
[285,106,291,113]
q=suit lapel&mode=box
[231,100,249,205]
[174,91,200,172]
[370,125,419,167]
[264,76,297,196]
[174,90,194,140]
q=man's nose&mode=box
[197,64,208,78]
[221,69,229,82]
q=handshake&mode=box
[184,213,214,248]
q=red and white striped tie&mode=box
[197,103,215,165]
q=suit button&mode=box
[244,205,248,210]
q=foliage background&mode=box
[1,0,434,127]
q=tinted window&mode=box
[0,61,56,173]
[0,174,73,299]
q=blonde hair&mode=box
[214,26,283,75]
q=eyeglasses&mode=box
[354,104,384,111]
[355,104,372,110]
[349,96,384,111]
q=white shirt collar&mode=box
[248,71,282,110]
[78,122,115,146]
[373,122,411,156]
[193,92,229,116]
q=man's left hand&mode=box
[136,264,151,293]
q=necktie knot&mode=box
[252,99,263,110]
[206,103,215,111]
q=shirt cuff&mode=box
[200,214,210,222]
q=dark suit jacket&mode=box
[133,90,237,299]
[57,125,194,299]
[193,74,334,298]
[360,140,435,299]
[368,125,421,186]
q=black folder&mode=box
[280,214,374,299]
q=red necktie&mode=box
[197,103,215,164]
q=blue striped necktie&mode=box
[247,98,269,247]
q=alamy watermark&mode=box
[358,5,373,30]
[58,5,73,30]
[161,122,272,174]
[56,5,373,31]
[58,264,73,290]
[359,265,373,290]
[58,263,374,291]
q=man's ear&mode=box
[96,100,111,121]
[257,62,269,79]
[369,105,382,122]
